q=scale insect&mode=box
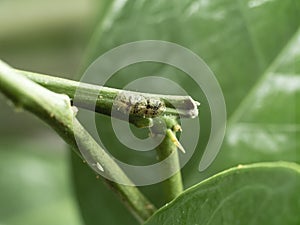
[114,93,166,118]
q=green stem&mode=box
[154,117,184,202]
[18,69,200,127]
[72,119,156,222]
[0,60,155,223]
[21,69,189,202]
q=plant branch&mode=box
[1,63,200,220]
[152,117,184,202]
[18,69,200,128]
[0,60,155,223]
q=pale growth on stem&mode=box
[96,162,104,172]
[166,128,186,153]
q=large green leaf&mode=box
[187,24,300,185]
[72,0,300,224]
[144,162,300,225]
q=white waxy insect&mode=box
[96,162,104,172]
[114,93,166,118]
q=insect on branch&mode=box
[20,70,200,128]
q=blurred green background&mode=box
[0,0,101,224]
[0,0,299,225]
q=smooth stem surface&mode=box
[18,69,200,126]
[0,60,155,223]
[154,117,184,202]
[72,119,156,222]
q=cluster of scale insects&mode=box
[114,93,166,118]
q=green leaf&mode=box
[188,23,300,185]
[225,26,300,162]
[144,162,300,225]
[72,0,300,224]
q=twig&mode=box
[152,117,184,202]
[18,70,200,128]
[0,60,156,223]
[1,64,201,218]
[20,70,192,202]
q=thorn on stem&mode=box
[166,129,186,153]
